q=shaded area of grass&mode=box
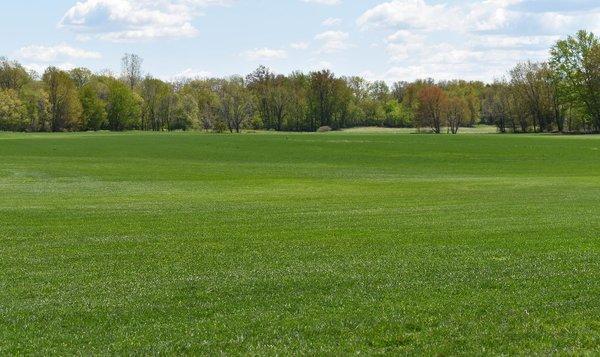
[0,132,599,354]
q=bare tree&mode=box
[121,53,143,90]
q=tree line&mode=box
[1,30,599,134]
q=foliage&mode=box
[0,89,28,131]
[1,31,600,134]
[19,82,51,131]
[105,79,142,131]
[218,77,254,133]
[0,57,31,90]
[140,77,172,131]
[417,85,447,133]
[551,30,600,132]
[43,67,83,131]
[80,81,108,131]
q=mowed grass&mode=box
[0,131,599,355]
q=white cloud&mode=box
[23,62,77,75]
[165,68,213,81]
[315,31,352,53]
[385,30,424,43]
[322,17,342,26]
[356,0,600,82]
[381,37,550,81]
[357,0,451,31]
[59,0,232,42]
[17,44,101,62]
[176,68,212,78]
[291,41,310,50]
[357,0,521,32]
[45,0,600,82]
[466,0,521,31]
[242,48,288,61]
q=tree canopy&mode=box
[1,30,600,134]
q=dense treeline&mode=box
[1,30,600,134]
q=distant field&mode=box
[1,131,599,354]
[340,124,499,134]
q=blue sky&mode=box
[2,0,600,82]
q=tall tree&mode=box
[180,79,221,131]
[369,81,390,102]
[19,82,51,131]
[0,57,31,90]
[106,79,142,131]
[269,75,292,131]
[170,93,199,130]
[510,61,557,132]
[446,96,466,134]
[69,68,93,89]
[551,30,600,132]
[43,67,82,131]
[416,85,447,133]
[285,72,310,131]
[219,77,254,133]
[391,81,409,103]
[121,53,143,90]
[80,81,108,131]
[140,77,172,131]
[308,70,339,131]
[0,89,28,131]
[482,81,516,133]
[246,66,276,129]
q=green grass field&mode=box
[1,131,599,354]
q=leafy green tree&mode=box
[140,77,172,131]
[368,81,390,102]
[382,100,411,128]
[246,67,294,131]
[43,67,82,131]
[180,79,221,131]
[19,82,51,131]
[246,66,276,129]
[391,81,409,103]
[106,79,142,131]
[284,72,310,131]
[80,81,108,130]
[442,80,484,127]
[170,93,199,130]
[1,30,599,135]
[0,89,28,131]
[308,70,352,131]
[308,70,336,131]
[69,68,93,89]
[551,30,600,132]
[360,98,386,127]
[510,61,560,132]
[482,81,515,133]
[0,58,31,90]
[218,77,254,133]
